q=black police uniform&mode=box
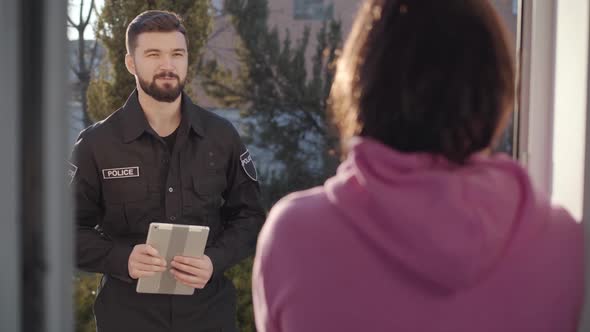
[69,90,265,332]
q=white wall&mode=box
[519,0,557,196]
[551,0,589,221]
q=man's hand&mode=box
[170,255,213,289]
[128,244,167,279]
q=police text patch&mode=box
[102,166,140,180]
[240,150,258,182]
[68,162,78,185]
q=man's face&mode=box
[127,31,188,103]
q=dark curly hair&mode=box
[329,0,515,164]
[126,10,188,54]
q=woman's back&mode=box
[253,0,584,330]
[253,138,583,331]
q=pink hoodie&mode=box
[253,137,583,332]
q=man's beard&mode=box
[138,71,185,103]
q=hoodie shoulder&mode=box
[258,187,330,255]
[546,205,583,248]
[266,187,328,231]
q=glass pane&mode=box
[293,0,334,20]
[490,0,520,156]
[69,1,525,330]
[199,0,367,208]
[197,0,524,206]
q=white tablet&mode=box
[136,222,210,295]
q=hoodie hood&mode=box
[324,137,538,291]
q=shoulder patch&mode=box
[67,162,78,185]
[240,150,258,182]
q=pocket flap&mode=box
[192,173,227,196]
[102,178,148,203]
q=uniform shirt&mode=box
[70,90,265,283]
[161,128,178,152]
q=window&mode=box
[293,0,334,20]
[489,0,519,157]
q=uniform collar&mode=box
[120,89,205,143]
[182,93,206,138]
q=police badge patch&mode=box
[102,166,140,180]
[68,162,78,185]
[240,150,258,182]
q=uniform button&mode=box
[209,162,215,167]
[162,159,169,164]
[168,187,174,193]
[208,152,214,156]
[169,216,176,221]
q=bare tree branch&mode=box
[204,45,240,68]
[67,15,78,28]
[206,46,239,53]
[67,0,100,127]
[70,63,81,77]
[82,0,95,28]
[91,0,99,22]
[89,39,100,70]
[78,0,84,28]
[207,20,232,42]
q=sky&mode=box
[67,0,104,40]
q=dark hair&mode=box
[329,0,515,164]
[126,10,188,54]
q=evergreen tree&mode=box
[224,258,256,331]
[202,4,342,328]
[74,273,101,332]
[201,0,343,209]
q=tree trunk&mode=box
[81,80,92,127]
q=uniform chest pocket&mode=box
[101,179,152,235]
[194,171,227,196]
[102,178,148,203]
[183,172,227,221]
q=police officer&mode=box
[69,10,265,332]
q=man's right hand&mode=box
[128,244,167,279]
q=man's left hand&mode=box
[170,255,214,289]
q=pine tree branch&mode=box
[201,77,253,106]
